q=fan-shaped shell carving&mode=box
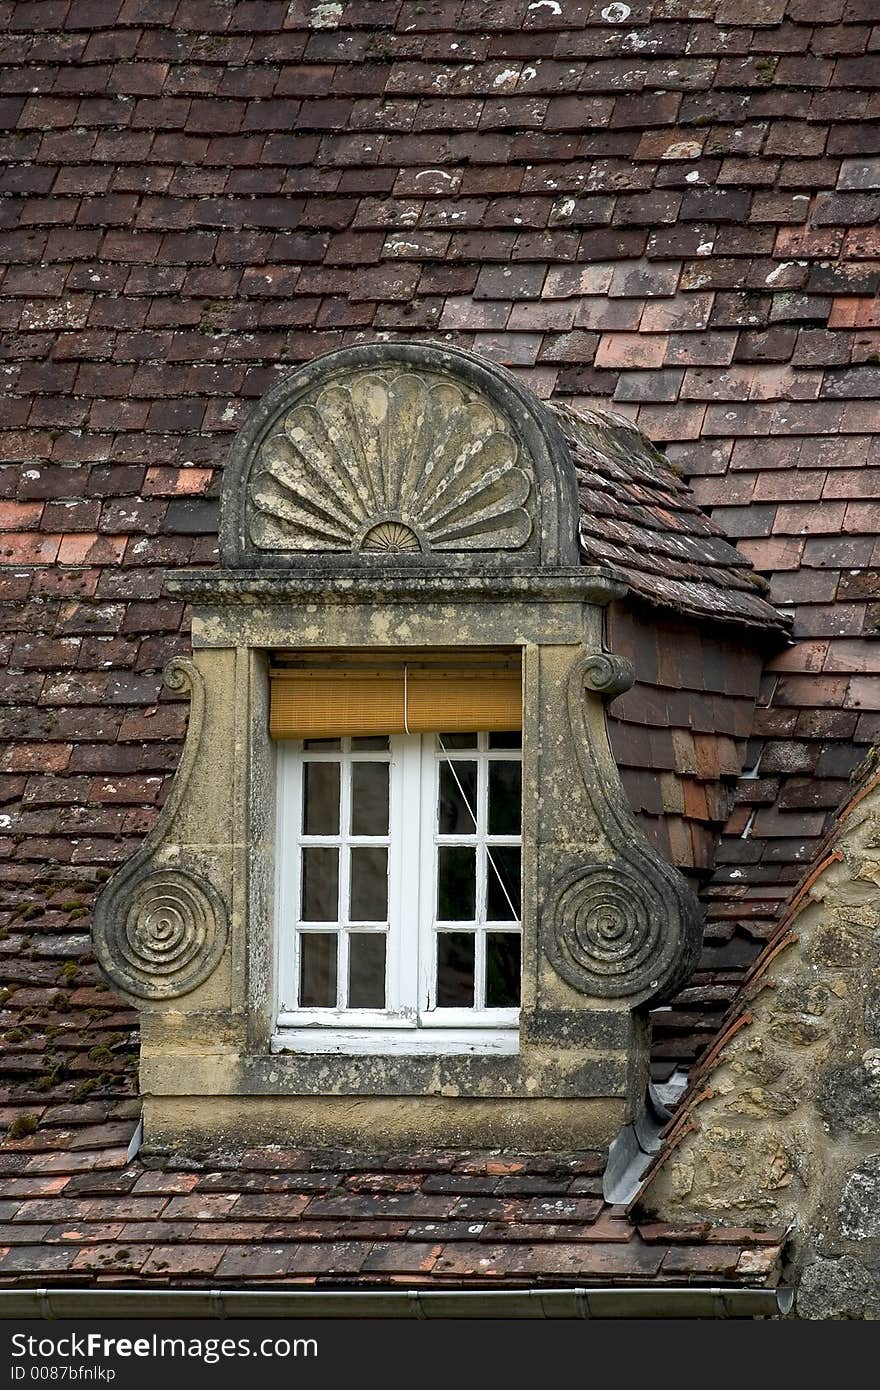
[361,521,421,553]
[247,369,534,554]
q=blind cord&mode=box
[403,664,411,735]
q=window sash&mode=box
[277,738,399,1023]
[275,732,521,1045]
[418,734,521,1025]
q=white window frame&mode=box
[273,733,521,1056]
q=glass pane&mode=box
[488,761,521,836]
[351,736,389,750]
[301,847,338,921]
[486,933,521,1008]
[436,932,475,1008]
[302,761,340,836]
[489,731,521,749]
[350,846,388,921]
[486,846,520,922]
[437,846,476,921]
[299,932,337,1007]
[437,732,477,749]
[303,738,341,750]
[438,761,477,834]
[348,933,386,1009]
[351,762,389,835]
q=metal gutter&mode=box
[0,1286,793,1319]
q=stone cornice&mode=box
[165,565,628,607]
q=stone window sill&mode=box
[270,1027,520,1056]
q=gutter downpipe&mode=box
[0,1286,793,1319]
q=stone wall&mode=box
[640,763,880,1319]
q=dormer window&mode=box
[92,341,702,1153]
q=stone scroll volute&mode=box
[542,654,703,1007]
[92,659,229,1004]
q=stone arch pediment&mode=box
[220,341,580,570]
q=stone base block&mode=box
[142,1094,624,1154]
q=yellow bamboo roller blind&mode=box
[269,651,521,740]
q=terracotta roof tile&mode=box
[0,1122,782,1289]
[557,404,788,633]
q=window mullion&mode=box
[386,736,401,1015]
[475,741,487,1010]
[390,734,418,1021]
[278,743,297,1014]
[418,733,438,1015]
[338,744,352,1010]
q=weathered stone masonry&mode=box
[641,764,880,1318]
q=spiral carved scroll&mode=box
[94,868,227,1001]
[580,653,634,700]
[548,863,674,999]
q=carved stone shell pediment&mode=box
[247,368,533,555]
[220,342,582,569]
